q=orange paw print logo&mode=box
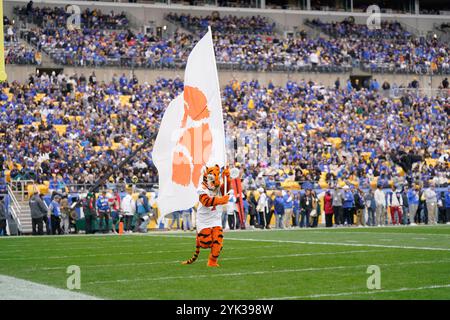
[172,86,212,187]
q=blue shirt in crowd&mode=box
[96,195,110,211]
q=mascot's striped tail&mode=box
[182,244,200,265]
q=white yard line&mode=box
[156,234,450,251]
[0,244,285,261]
[84,259,450,285]
[221,237,450,251]
[264,284,450,300]
[29,249,380,271]
[282,230,450,237]
[0,274,101,300]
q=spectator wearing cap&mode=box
[374,184,386,226]
[97,190,111,233]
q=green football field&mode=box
[1,225,449,300]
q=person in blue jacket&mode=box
[283,190,294,228]
[443,186,450,224]
[48,195,62,235]
[342,185,355,226]
[293,192,300,227]
[96,190,111,233]
[407,184,420,224]
[274,191,285,229]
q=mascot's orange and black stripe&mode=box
[182,165,230,267]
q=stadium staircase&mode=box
[7,183,35,235]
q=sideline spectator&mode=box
[97,190,111,233]
[365,189,377,226]
[283,190,293,229]
[324,189,334,227]
[424,184,438,225]
[0,197,7,236]
[445,186,450,224]
[342,185,354,226]
[354,187,366,226]
[181,207,193,231]
[82,192,96,234]
[300,188,313,228]
[374,184,386,226]
[387,185,403,225]
[29,191,48,235]
[274,191,285,229]
[48,195,62,235]
[121,188,135,233]
[60,195,70,234]
[135,190,150,233]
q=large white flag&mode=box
[152,28,226,216]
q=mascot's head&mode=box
[202,165,221,190]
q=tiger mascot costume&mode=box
[182,165,230,267]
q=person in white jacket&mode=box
[121,188,135,233]
[374,184,386,226]
[257,188,269,229]
[387,185,403,225]
[424,185,438,224]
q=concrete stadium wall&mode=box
[5,65,446,89]
[4,0,450,35]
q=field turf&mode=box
[0,225,449,300]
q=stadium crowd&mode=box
[0,72,448,191]
[4,16,40,65]
[307,18,450,74]
[165,12,276,35]
[8,6,449,74]
[14,3,129,29]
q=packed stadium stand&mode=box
[0,0,449,235]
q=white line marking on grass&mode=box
[156,234,450,251]
[30,249,380,271]
[1,241,195,253]
[0,244,286,261]
[0,274,101,300]
[221,237,450,251]
[291,230,450,238]
[84,259,450,285]
[263,284,450,300]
